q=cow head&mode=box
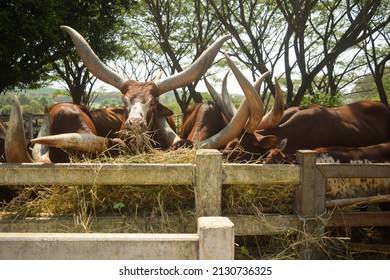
[61,26,231,145]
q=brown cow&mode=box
[8,26,230,161]
[5,97,126,163]
[36,25,231,151]
[209,56,390,162]
[179,63,277,149]
[264,140,390,164]
[90,106,126,139]
[222,100,390,163]
[315,142,390,164]
[180,101,227,147]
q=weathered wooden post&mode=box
[195,149,222,217]
[26,114,34,141]
[198,217,234,259]
[295,150,326,259]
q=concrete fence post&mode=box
[195,149,222,217]
[198,217,234,260]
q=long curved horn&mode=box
[253,71,270,92]
[197,71,271,149]
[60,25,127,92]
[196,99,249,149]
[5,95,34,163]
[155,35,232,94]
[257,77,284,130]
[204,75,232,121]
[31,133,124,154]
[154,114,182,147]
[224,53,264,133]
[221,70,237,119]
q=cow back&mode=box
[180,101,226,144]
[90,107,126,138]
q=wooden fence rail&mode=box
[1,114,43,141]
[0,149,389,259]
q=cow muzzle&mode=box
[124,116,146,131]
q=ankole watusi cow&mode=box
[178,53,284,150]
[180,69,267,145]
[6,26,231,162]
[5,95,182,163]
[200,54,390,164]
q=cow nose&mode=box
[125,117,144,130]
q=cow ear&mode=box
[157,103,174,116]
[278,138,288,151]
[252,132,280,149]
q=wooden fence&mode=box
[0,114,42,141]
[0,149,389,259]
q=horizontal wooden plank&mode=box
[0,163,194,186]
[317,163,390,178]
[327,211,390,227]
[0,215,197,234]
[347,242,390,255]
[222,164,301,185]
[326,194,390,208]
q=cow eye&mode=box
[145,98,154,107]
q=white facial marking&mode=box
[124,97,152,130]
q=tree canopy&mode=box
[0,0,63,92]
[0,0,134,105]
[1,0,389,109]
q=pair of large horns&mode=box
[197,54,284,149]
[60,25,232,95]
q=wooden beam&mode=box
[327,211,390,227]
[222,164,300,185]
[0,163,194,186]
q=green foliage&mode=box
[0,87,122,115]
[0,0,63,92]
[350,69,390,102]
[0,0,134,105]
[301,92,344,107]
